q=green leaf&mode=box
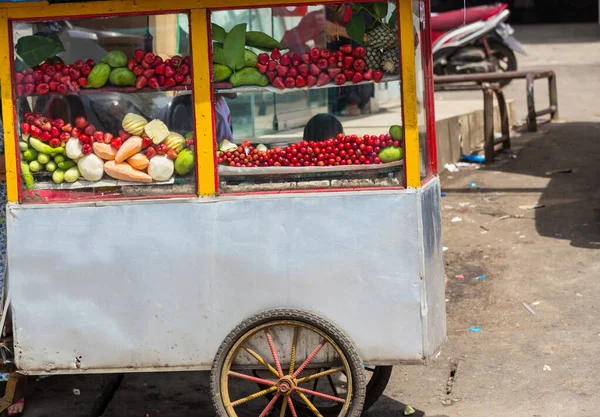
[211,23,226,43]
[346,16,366,46]
[373,2,389,21]
[223,23,246,71]
[16,35,64,68]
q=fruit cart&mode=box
[0,0,445,415]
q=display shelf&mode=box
[32,176,176,190]
[16,85,192,99]
[219,160,403,178]
[214,74,399,95]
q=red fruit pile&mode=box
[219,134,397,168]
[21,112,116,149]
[256,46,384,91]
[15,59,96,97]
[131,51,192,90]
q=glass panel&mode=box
[12,13,196,203]
[211,1,405,193]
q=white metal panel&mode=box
[7,187,438,373]
[418,179,447,357]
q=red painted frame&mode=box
[422,0,438,178]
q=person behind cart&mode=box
[280,5,375,116]
[303,113,343,142]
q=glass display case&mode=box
[210,1,408,192]
[11,13,197,202]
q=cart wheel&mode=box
[255,365,392,415]
[210,309,366,417]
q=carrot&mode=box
[127,153,150,170]
[104,160,152,183]
[115,136,143,163]
[93,142,118,160]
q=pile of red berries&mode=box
[130,51,192,90]
[15,60,96,97]
[256,45,385,90]
[219,134,399,168]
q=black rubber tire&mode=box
[210,308,366,417]
[489,42,517,86]
[363,366,393,411]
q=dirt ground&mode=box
[10,24,600,417]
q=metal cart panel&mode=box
[7,179,444,374]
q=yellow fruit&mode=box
[122,113,148,136]
[164,132,185,152]
[144,119,170,145]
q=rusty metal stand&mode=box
[482,83,511,163]
[435,70,559,132]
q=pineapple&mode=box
[381,47,400,74]
[365,48,383,71]
[366,24,397,50]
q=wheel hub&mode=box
[276,376,296,396]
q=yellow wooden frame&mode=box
[0,0,422,201]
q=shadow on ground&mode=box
[442,122,600,249]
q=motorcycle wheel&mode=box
[489,42,517,86]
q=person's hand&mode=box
[280,10,326,49]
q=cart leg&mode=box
[0,373,26,416]
[90,373,124,417]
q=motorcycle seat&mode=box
[431,4,508,32]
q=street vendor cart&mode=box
[0,0,445,415]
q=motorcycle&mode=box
[431,3,526,85]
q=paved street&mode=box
[15,24,600,417]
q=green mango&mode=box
[389,125,402,141]
[244,49,258,67]
[229,67,268,87]
[245,31,281,51]
[100,50,128,68]
[174,148,194,176]
[87,63,111,88]
[109,68,136,86]
[214,64,233,82]
[378,146,404,163]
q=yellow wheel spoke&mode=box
[297,367,345,384]
[296,391,324,417]
[289,326,299,375]
[229,386,278,407]
[242,345,280,377]
[279,397,288,417]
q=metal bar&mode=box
[422,0,439,177]
[398,0,421,187]
[190,8,217,196]
[482,83,496,164]
[493,135,509,145]
[434,70,556,84]
[493,87,511,150]
[535,109,553,117]
[548,72,559,120]
[526,73,537,132]
[0,11,19,203]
